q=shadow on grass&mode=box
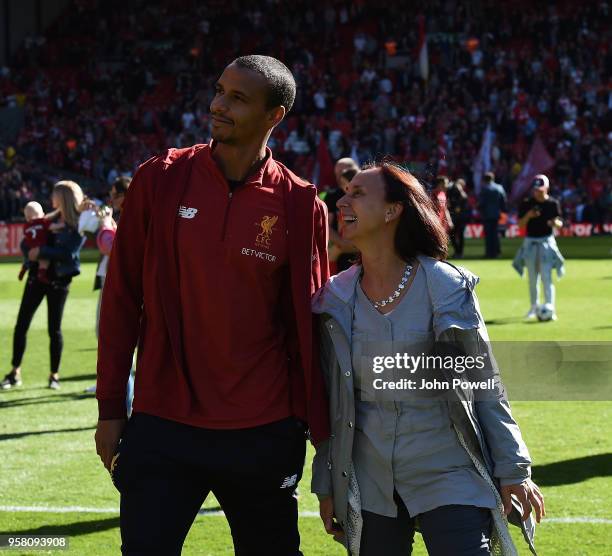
[0,425,95,442]
[5,516,120,537]
[484,317,524,326]
[198,506,223,514]
[61,373,97,382]
[0,392,93,409]
[532,453,612,486]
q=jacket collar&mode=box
[312,255,481,316]
[312,264,360,315]
[204,140,275,188]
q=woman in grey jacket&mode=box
[311,162,544,556]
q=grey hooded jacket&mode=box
[311,256,537,555]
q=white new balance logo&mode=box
[280,474,298,489]
[178,206,198,219]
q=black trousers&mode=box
[12,278,70,373]
[483,219,501,258]
[451,221,468,257]
[360,493,492,556]
[111,413,307,556]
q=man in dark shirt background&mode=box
[516,174,564,319]
[478,172,507,258]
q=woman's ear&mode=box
[385,202,403,223]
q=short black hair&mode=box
[232,55,296,112]
[112,176,131,195]
[435,175,449,188]
[341,168,358,182]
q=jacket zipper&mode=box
[221,191,233,241]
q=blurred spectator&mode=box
[432,175,453,233]
[479,172,507,258]
[0,0,609,228]
[324,157,359,273]
[447,178,470,258]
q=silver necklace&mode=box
[361,263,413,309]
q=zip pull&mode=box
[222,190,234,240]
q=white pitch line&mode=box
[0,506,611,524]
[544,517,612,524]
[0,506,118,514]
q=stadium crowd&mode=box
[0,0,611,226]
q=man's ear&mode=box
[269,106,286,128]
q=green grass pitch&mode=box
[1,238,611,554]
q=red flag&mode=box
[510,136,555,202]
[473,124,493,195]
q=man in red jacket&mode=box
[95,55,330,555]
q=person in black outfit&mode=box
[518,188,563,238]
[447,178,470,258]
[516,174,564,319]
[1,180,86,390]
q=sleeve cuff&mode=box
[499,475,531,487]
[311,439,333,496]
[97,398,128,420]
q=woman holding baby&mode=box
[1,180,86,390]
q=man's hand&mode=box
[319,496,344,541]
[95,419,127,471]
[501,479,545,523]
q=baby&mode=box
[19,202,54,283]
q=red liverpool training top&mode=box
[96,143,330,443]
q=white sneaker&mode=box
[84,384,97,394]
[0,373,22,389]
[525,306,537,319]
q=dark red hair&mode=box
[365,161,448,261]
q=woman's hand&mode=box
[80,198,98,212]
[28,247,40,261]
[319,496,344,540]
[501,479,545,523]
